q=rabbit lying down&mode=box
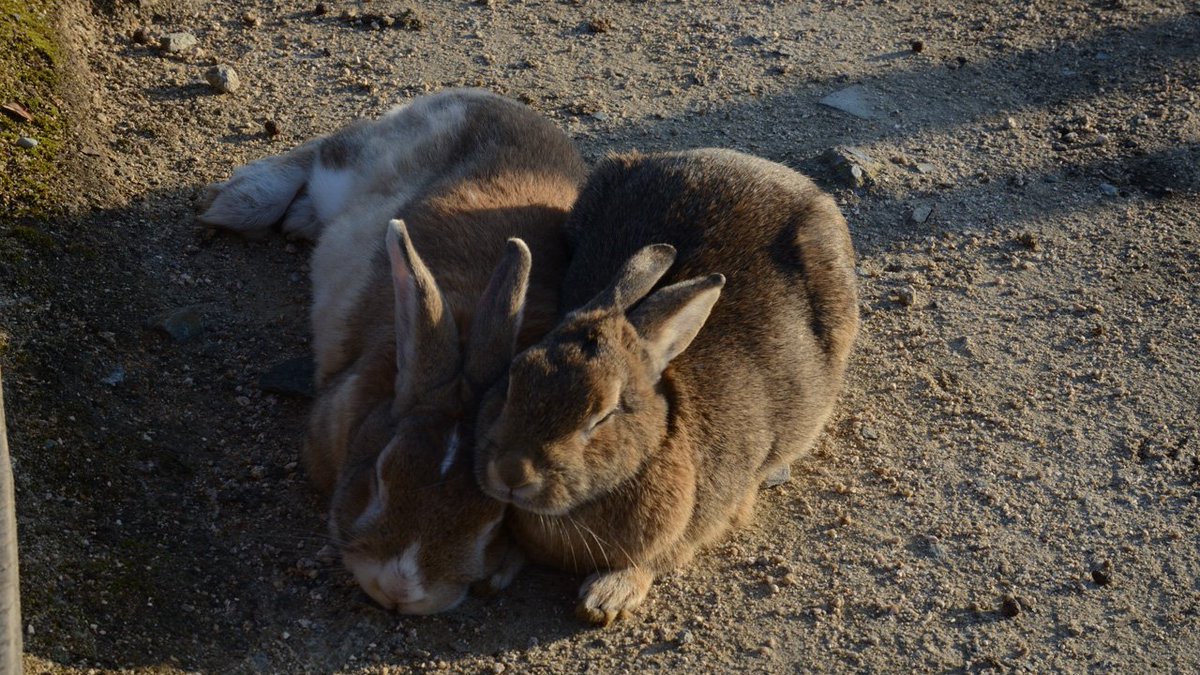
[198,89,586,613]
[475,149,859,624]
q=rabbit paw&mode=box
[575,567,653,626]
[472,548,525,597]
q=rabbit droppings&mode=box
[475,149,858,624]
[199,90,586,613]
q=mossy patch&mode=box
[0,0,67,223]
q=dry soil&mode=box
[1,0,1198,672]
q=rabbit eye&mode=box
[586,409,618,433]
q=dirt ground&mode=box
[1,0,1198,672]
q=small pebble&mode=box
[264,119,281,137]
[102,366,126,387]
[205,65,242,94]
[152,307,205,343]
[1099,182,1119,197]
[1091,568,1112,586]
[314,2,328,15]
[910,38,924,53]
[242,11,262,27]
[897,285,918,307]
[131,27,151,44]
[160,32,197,53]
[586,17,612,33]
[910,204,934,224]
[678,629,695,645]
[16,136,38,149]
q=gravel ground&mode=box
[1,0,1198,672]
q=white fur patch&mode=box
[345,542,427,609]
[308,160,356,225]
[307,91,476,379]
[395,541,422,582]
[440,425,461,476]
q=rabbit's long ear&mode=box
[386,219,461,410]
[580,243,677,314]
[628,273,725,379]
[463,238,533,394]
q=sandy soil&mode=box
[1,0,1198,672]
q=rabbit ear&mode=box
[386,219,461,410]
[628,273,725,378]
[580,244,677,314]
[463,238,532,393]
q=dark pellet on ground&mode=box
[910,39,924,53]
[1092,569,1112,586]
[999,595,1021,618]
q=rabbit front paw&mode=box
[575,567,653,626]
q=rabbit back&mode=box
[561,148,858,489]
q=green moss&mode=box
[7,224,57,250]
[0,0,67,223]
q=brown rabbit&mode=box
[199,90,586,613]
[474,149,858,624]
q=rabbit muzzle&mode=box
[343,545,469,615]
[482,455,544,506]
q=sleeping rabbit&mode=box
[473,149,858,624]
[199,89,586,613]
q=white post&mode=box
[0,366,21,675]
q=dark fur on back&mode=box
[561,149,857,483]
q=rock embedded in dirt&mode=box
[818,84,878,119]
[205,65,242,94]
[762,464,791,487]
[131,26,151,44]
[242,12,262,27]
[909,203,934,224]
[264,119,281,137]
[151,307,205,343]
[897,285,918,307]
[818,145,881,188]
[16,136,38,149]
[101,365,125,386]
[160,32,198,53]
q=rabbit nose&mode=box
[494,456,538,491]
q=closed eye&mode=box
[584,408,619,436]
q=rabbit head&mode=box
[327,219,530,614]
[475,244,724,515]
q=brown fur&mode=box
[475,149,858,623]
[289,91,586,612]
